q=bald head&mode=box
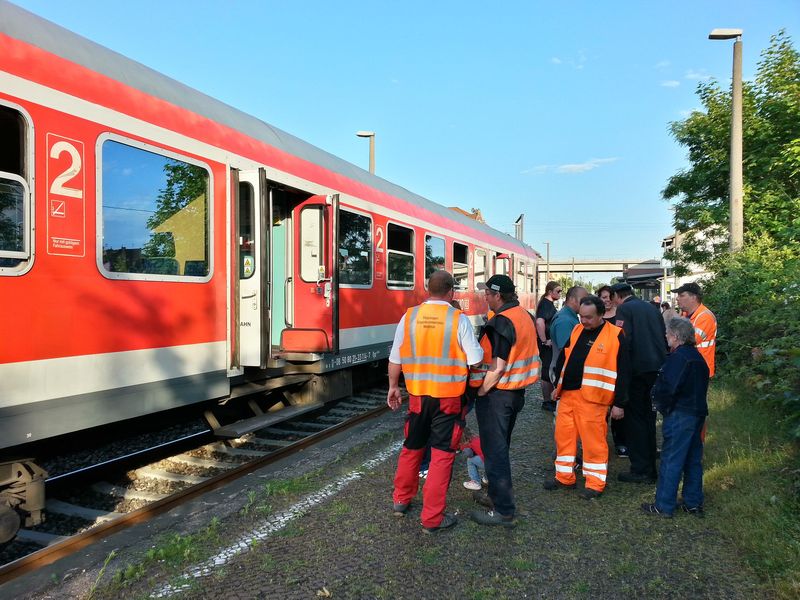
[428,270,455,299]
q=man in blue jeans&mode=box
[470,275,539,527]
[641,317,709,517]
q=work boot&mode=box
[640,503,673,518]
[543,478,576,491]
[392,502,411,517]
[618,472,656,484]
[422,513,457,534]
[580,488,602,500]
[470,510,516,528]
[679,502,705,518]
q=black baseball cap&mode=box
[674,282,702,296]
[485,274,515,293]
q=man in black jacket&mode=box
[611,283,667,482]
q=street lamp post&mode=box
[356,131,375,174]
[709,28,744,251]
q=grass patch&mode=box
[705,384,800,598]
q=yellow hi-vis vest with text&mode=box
[399,303,468,398]
[496,306,540,390]
[556,322,621,405]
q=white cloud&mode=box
[550,51,587,70]
[121,168,133,176]
[685,69,712,81]
[522,157,619,175]
[660,80,680,88]
[551,57,563,64]
[678,108,702,117]
[654,60,671,69]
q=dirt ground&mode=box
[30,383,766,600]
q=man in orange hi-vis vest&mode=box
[545,295,631,499]
[674,282,717,377]
[469,274,540,527]
[387,270,483,534]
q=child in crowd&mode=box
[459,428,486,490]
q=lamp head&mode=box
[356,131,375,138]
[709,28,743,40]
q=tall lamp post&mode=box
[356,130,375,174]
[709,28,744,251]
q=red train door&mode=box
[280,194,339,355]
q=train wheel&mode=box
[0,504,21,547]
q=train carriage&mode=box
[0,1,538,528]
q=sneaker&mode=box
[422,513,457,534]
[580,488,602,500]
[392,501,411,517]
[418,469,428,479]
[616,445,629,458]
[679,503,705,517]
[640,503,673,518]
[463,480,482,491]
[618,472,656,484]
[541,400,556,412]
[472,490,494,508]
[543,478,576,491]
[470,509,516,527]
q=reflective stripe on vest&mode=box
[690,304,717,377]
[555,322,621,405]
[398,303,468,397]
[496,306,540,390]
[468,311,495,388]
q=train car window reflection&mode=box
[495,255,509,276]
[338,209,372,287]
[453,242,468,290]
[100,140,210,279]
[387,222,414,289]
[239,182,255,279]
[474,249,487,290]
[300,206,323,282]
[425,234,445,283]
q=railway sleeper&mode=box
[134,467,208,485]
[168,453,235,470]
[91,482,168,502]
[45,499,123,523]
[14,528,69,547]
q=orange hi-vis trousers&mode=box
[554,389,610,492]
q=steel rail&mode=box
[0,403,389,585]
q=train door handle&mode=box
[241,291,256,299]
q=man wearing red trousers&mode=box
[545,295,631,499]
[387,270,483,533]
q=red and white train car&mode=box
[0,1,539,455]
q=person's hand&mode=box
[386,387,403,411]
[462,448,475,458]
[610,406,625,420]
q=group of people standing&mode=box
[386,269,717,533]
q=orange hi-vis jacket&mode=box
[688,303,717,377]
[469,311,494,388]
[496,306,540,390]
[556,322,622,405]
[399,303,468,398]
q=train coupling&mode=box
[0,460,48,543]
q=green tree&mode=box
[663,30,800,272]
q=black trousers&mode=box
[624,372,658,478]
[474,388,525,517]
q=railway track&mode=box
[0,389,391,585]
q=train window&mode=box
[100,139,211,280]
[338,209,372,287]
[387,223,414,289]
[0,104,31,271]
[425,234,445,284]
[516,260,526,291]
[300,206,323,282]
[453,242,469,291]
[495,255,509,276]
[474,249,487,290]
[239,182,255,280]
[527,265,536,294]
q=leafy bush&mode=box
[704,236,800,437]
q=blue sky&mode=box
[13,0,800,271]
